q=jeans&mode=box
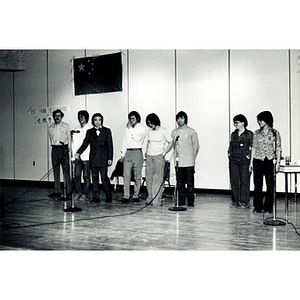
[123,149,143,199]
[145,155,165,206]
[74,159,91,195]
[177,166,195,205]
[253,158,274,212]
[229,159,251,205]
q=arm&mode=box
[107,129,113,166]
[75,130,90,159]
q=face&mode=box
[93,116,102,128]
[54,112,62,124]
[147,121,156,130]
[257,119,266,128]
[129,116,138,127]
[78,114,87,125]
[176,116,186,127]
[234,120,244,130]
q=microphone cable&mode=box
[1,165,171,229]
[4,146,72,207]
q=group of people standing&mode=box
[228,111,282,214]
[48,109,200,207]
[48,107,281,213]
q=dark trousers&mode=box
[74,159,91,195]
[229,159,251,205]
[253,158,274,212]
[91,166,112,200]
[51,145,71,194]
[177,167,195,205]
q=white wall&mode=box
[1,49,299,193]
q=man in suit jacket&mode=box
[75,113,113,203]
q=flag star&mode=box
[78,63,85,71]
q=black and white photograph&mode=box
[1,2,299,300]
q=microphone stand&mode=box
[263,128,285,226]
[169,138,187,212]
[64,133,82,212]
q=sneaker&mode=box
[253,209,263,213]
[230,202,238,208]
[240,203,250,209]
[120,198,130,203]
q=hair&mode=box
[128,111,141,123]
[176,111,188,124]
[78,110,89,123]
[146,113,161,127]
[257,110,274,127]
[52,109,64,119]
[233,114,248,127]
[91,113,103,127]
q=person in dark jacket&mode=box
[228,114,253,208]
[75,113,113,203]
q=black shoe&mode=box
[133,198,140,203]
[188,203,194,207]
[48,192,61,198]
[253,209,263,213]
[264,210,273,214]
[105,198,112,203]
[91,198,100,203]
[121,198,130,203]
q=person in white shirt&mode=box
[120,111,147,203]
[48,109,71,198]
[145,113,173,206]
[72,110,92,201]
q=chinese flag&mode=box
[73,52,122,96]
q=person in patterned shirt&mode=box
[249,111,282,214]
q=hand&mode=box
[120,156,125,162]
[249,164,253,173]
[126,121,132,128]
[75,153,80,160]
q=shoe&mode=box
[105,198,112,203]
[264,210,273,214]
[66,194,72,200]
[48,192,61,198]
[178,202,185,206]
[120,198,130,203]
[230,202,238,208]
[188,203,194,207]
[253,209,263,213]
[133,198,140,203]
[240,203,250,209]
[91,198,100,203]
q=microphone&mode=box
[175,135,180,142]
[59,141,64,145]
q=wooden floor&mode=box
[1,181,300,251]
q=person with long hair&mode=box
[249,111,282,214]
[171,111,200,207]
[145,113,173,206]
[120,111,147,203]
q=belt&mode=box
[127,148,142,151]
[52,144,68,148]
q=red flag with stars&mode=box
[73,52,122,96]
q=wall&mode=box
[1,49,299,192]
